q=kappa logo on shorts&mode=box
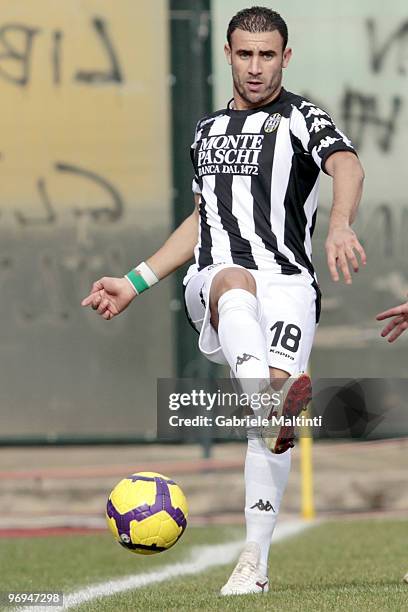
[199,285,206,308]
[207,262,226,271]
[264,113,281,133]
[235,353,260,371]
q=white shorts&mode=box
[183,263,320,375]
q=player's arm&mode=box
[147,194,200,279]
[81,196,200,320]
[376,299,408,342]
[325,151,366,284]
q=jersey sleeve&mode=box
[290,100,357,174]
[190,121,202,195]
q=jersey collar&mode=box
[227,87,286,114]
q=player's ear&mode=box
[282,47,292,68]
[224,43,232,65]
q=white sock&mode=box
[217,289,289,575]
[244,437,291,576]
[217,289,270,400]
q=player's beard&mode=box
[232,65,283,108]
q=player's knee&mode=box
[211,268,256,303]
[208,268,256,331]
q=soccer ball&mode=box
[106,471,188,555]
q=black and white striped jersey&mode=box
[184,87,356,284]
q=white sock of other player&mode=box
[244,437,291,576]
[218,289,270,403]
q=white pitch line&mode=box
[15,519,313,612]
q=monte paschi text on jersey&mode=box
[197,133,265,177]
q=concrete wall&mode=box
[0,1,173,438]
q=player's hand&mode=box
[325,225,366,284]
[81,277,136,320]
[376,300,408,342]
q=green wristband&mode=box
[126,269,149,294]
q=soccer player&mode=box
[82,7,366,596]
[376,299,408,342]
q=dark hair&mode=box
[227,6,288,49]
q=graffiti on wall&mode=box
[339,19,407,153]
[0,17,123,87]
[0,3,170,230]
[0,2,170,325]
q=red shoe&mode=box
[262,373,312,453]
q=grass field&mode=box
[2,519,407,611]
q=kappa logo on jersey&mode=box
[198,116,219,129]
[305,106,329,119]
[250,499,275,512]
[235,353,260,371]
[335,127,353,148]
[309,117,332,134]
[300,101,313,108]
[316,136,341,154]
[263,113,281,133]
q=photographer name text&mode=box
[168,415,322,428]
